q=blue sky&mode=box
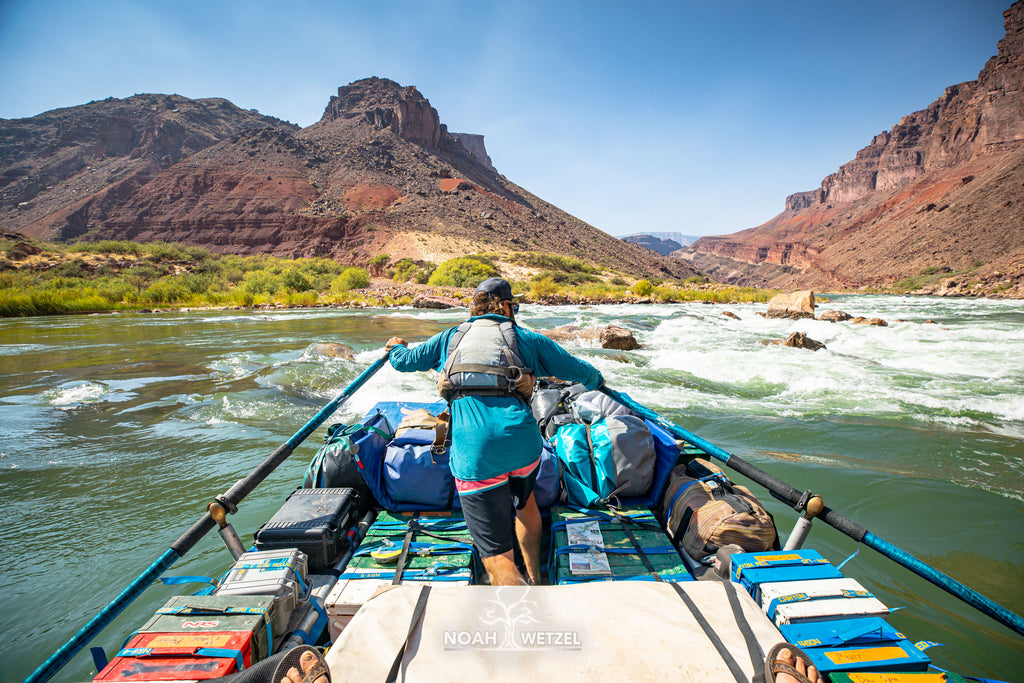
[0,0,1011,236]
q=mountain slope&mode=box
[690,1,1024,293]
[1,79,694,279]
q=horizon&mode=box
[0,0,1012,238]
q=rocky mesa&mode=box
[0,78,694,280]
[689,1,1024,297]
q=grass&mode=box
[0,238,776,316]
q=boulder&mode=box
[539,324,641,350]
[817,309,851,322]
[765,290,816,319]
[599,325,641,350]
[412,295,459,309]
[761,332,826,350]
[851,317,888,327]
[721,311,741,320]
[309,343,356,360]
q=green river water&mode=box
[1,295,1022,682]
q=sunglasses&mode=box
[512,303,520,315]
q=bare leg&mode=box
[771,647,823,683]
[279,649,329,683]
[481,550,527,585]
[515,493,542,584]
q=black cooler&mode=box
[254,487,357,571]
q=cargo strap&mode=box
[338,564,470,581]
[115,646,245,671]
[386,585,431,683]
[721,579,766,681]
[156,575,217,595]
[609,509,662,581]
[554,544,678,556]
[670,583,747,683]
[392,513,419,585]
[766,588,878,619]
[356,540,475,559]
[556,573,693,584]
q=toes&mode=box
[282,665,301,683]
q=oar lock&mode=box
[794,489,824,519]
[207,495,238,527]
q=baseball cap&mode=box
[474,277,522,301]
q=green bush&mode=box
[244,270,282,295]
[282,269,313,292]
[632,279,654,297]
[333,267,370,292]
[427,257,498,288]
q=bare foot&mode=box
[279,650,328,683]
[770,646,823,683]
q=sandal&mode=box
[764,642,819,683]
[272,645,330,683]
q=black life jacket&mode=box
[439,318,532,401]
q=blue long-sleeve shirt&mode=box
[388,314,604,481]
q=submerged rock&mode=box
[309,342,356,360]
[721,311,741,320]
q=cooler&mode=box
[254,488,357,571]
[730,549,842,603]
[759,577,890,625]
[138,594,275,661]
[549,506,694,584]
[93,630,254,681]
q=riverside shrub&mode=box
[427,257,498,288]
[333,267,370,292]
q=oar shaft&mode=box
[27,352,391,683]
[598,385,1024,638]
[25,549,180,683]
[862,532,1024,636]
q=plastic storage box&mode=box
[730,549,842,603]
[214,549,308,636]
[780,617,931,674]
[93,630,255,681]
[759,577,889,625]
[254,488,357,571]
[138,594,275,661]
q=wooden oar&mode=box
[599,384,1024,639]
[26,351,392,683]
